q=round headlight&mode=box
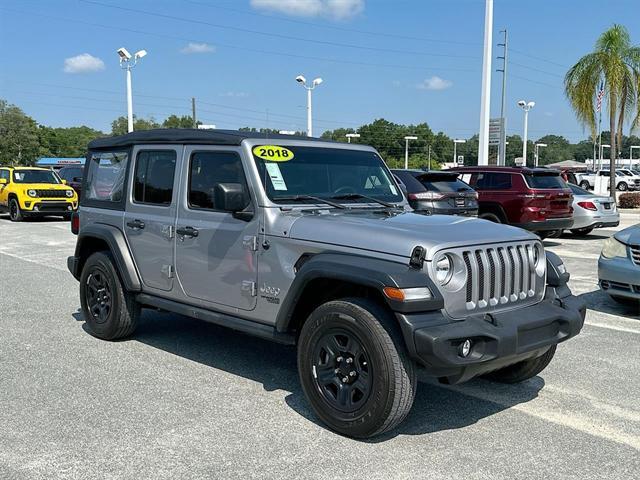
[27,189,37,197]
[435,254,454,285]
[66,189,74,198]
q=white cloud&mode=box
[417,76,453,91]
[63,53,105,74]
[250,0,364,20]
[180,42,216,54]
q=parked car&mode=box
[578,170,639,191]
[617,168,640,186]
[0,166,78,221]
[452,166,574,237]
[58,165,84,196]
[566,183,619,235]
[598,223,640,305]
[391,169,478,216]
[67,129,585,439]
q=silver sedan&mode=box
[598,223,640,304]
[567,183,620,235]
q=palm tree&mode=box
[565,24,640,197]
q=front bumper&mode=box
[598,255,640,300]
[396,285,586,384]
[22,200,77,215]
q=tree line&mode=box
[2,97,638,168]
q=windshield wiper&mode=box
[330,193,398,208]
[273,195,346,209]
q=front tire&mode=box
[297,298,417,438]
[484,345,556,383]
[9,198,23,222]
[79,251,140,340]
[579,181,591,190]
[617,182,628,191]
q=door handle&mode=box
[176,226,199,238]
[126,219,145,230]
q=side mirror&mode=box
[61,179,67,185]
[0,178,7,185]
[214,183,253,220]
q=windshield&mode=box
[416,173,473,193]
[524,173,567,189]
[12,169,61,184]
[252,145,403,204]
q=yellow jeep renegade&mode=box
[0,166,78,221]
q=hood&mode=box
[287,210,536,260]
[615,224,640,246]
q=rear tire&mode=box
[479,212,502,223]
[484,345,556,383]
[579,181,591,190]
[545,229,563,239]
[9,198,23,222]
[297,298,417,439]
[570,227,594,236]
[79,251,140,340]
[610,295,638,306]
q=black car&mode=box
[57,166,84,196]
[392,169,478,216]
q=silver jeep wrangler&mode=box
[68,129,586,438]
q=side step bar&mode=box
[136,293,296,346]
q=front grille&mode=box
[36,189,68,198]
[440,241,545,319]
[631,245,640,266]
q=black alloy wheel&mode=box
[85,268,113,324]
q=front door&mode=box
[124,146,180,292]
[175,147,258,311]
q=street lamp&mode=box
[346,133,360,143]
[534,143,547,167]
[453,139,466,164]
[517,100,535,164]
[404,136,418,169]
[296,75,323,137]
[117,47,147,133]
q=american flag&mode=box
[596,82,605,112]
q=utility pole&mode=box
[428,145,432,170]
[497,29,508,166]
[478,0,494,166]
[192,97,197,128]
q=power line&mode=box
[80,0,478,60]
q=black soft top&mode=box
[88,128,327,150]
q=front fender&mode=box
[275,253,444,332]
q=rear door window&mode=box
[524,174,566,189]
[474,172,512,190]
[133,150,177,206]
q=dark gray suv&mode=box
[68,129,585,438]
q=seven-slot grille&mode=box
[35,189,68,198]
[460,242,542,312]
[631,245,640,266]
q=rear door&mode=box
[124,146,180,292]
[174,147,258,311]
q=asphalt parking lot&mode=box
[1,213,639,480]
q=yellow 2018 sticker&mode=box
[252,145,294,162]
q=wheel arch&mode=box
[73,224,142,291]
[478,202,508,222]
[275,253,443,335]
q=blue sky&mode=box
[0,0,638,141]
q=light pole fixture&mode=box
[346,133,361,143]
[534,143,547,167]
[404,136,418,169]
[517,100,535,165]
[296,75,323,137]
[117,47,147,133]
[453,139,466,164]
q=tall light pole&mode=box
[346,133,360,143]
[453,139,466,164]
[117,47,147,133]
[497,29,508,166]
[404,136,418,169]
[534,143,547,167]
[296,75,323,137]
[517,100,535,165]
[478,0,494,166]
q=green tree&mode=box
[38,125,104,158]
[0,99,40,165]
[162,114,196,129]
[565,24,640,195]
[111,115,160,135]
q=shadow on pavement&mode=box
[74,308,545,440]
[559,232,610,241]
[0,214,68,223]
[579,289,640,319]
